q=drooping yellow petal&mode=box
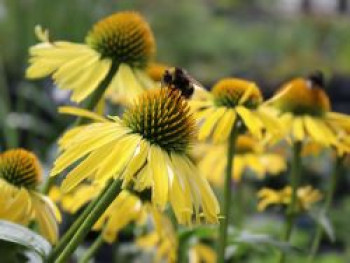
[212,110,236,143]
[236,106,263,139]
[292,117,305,142]
[198,108,226,141]
[149,146,169,209]
[95,135,140,182]
[59,106,109,123]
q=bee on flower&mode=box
[0,149,61,244]
[26,11,156,104]
[51,87,220,225]
[265,71,350,152]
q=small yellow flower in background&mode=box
[190,78,282,143]
[136,206,178,263]
[266,72,350,152]
[50,185,146,243]
[196,135,286,184]
[0,149,61,244]
[26,11,156,103]
[257,185,322,212]
[189,243,216,263]
[51,88,219,225]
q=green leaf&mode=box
[228,231,299,253]
[178,225,216,243]
[308,208,335,242]
[0,220,51,259]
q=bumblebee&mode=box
[307,70,324,89]
[161,67,202,99]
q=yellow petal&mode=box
[292,117,305,142]
[149,145,169,209]
[198,108,226,141]
[59,106,109,123]
[236,106,263,139]
[212,110,236,143]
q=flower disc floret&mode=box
[212,78,263,109]
[0,149,41,189]
[86,11,155,68]
[123,88,196,153]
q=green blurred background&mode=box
[0,1,350,262]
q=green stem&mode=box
[41,176,55,194]
[47,179,113,262]
[308,156,344,263]
[54,179,122,263]
[278,142,302,263]
[79,233,104,263]
[76,61,119,126]
[217,125,239,263]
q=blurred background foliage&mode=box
[0,0,350,262]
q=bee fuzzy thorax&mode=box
[161,67,195,99]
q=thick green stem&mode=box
[79,233,104,263]
[47,179,112,262]
[278,142,302,263]
[308,156,344,263]
[217,126,239,263]
[54,179,122,263]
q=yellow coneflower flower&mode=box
[197,135,286,184]
[136,206,178,263]
[0,149,61,244]
[189,243,216,263]
[26,11,156,103]
[266,72,350,151]
[257,186,322,212]
[51,87,219,225]
[50,185,146,243]
[190,78,282,143]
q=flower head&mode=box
[0,149,61,244]
[190,78,281,142]
[257,185,322,212]
[266,73,350,153]
[86,11,155,68]
[197,135,286,184]
[26,11,156,103]
[51,88,219,225]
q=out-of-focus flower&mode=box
[26,11,156,103]
[190,78,282,143]
[257,185,322,212]
[51,88,219,225]
[136,206,178,263]
[196,135,286,184]
[266,72,350,154]
[189,243,216,263]
[50,185,146,243]
[0,149,61,244]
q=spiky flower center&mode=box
[271,78,330,117]
[123,88,196,153]
[212,78,262,109]
[86,11,155,68]
[0,149,42,189]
